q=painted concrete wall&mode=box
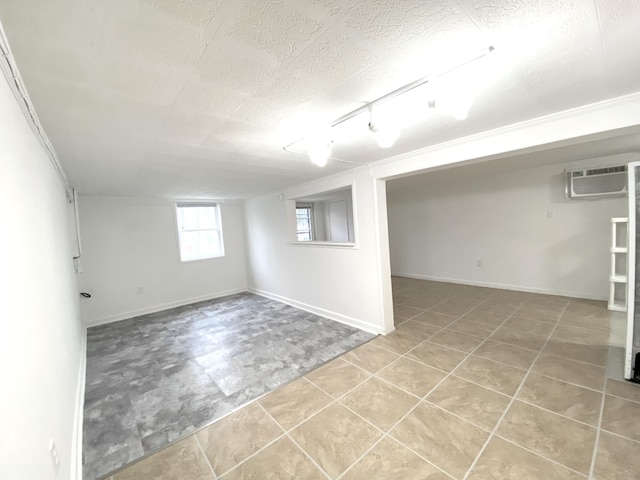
[388,160,627,299]
[244,169,393,334]
[77,197,248,325]
[0,72,84,479]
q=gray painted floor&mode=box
[83,292,374,480]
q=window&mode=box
[290,186,356,244]
[176,203,224,261]
[296,204,314,241]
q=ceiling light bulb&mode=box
[369,109,399,149]
[306,132,333,167]
[428,91,474,121]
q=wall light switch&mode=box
[137,286,144,295]
[476,260,483,267]
[547,208,554,218]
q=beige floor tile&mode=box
[430,298,482,317]
[503,315,556,336]
[113,436,213,480]
[473,302,520,316]
[378,357,447,397]
[341,342,400,373]
[403,295,446,310]
[473,340,538,370]
[259,378,332,430]
[341,437,448,480]
[427,376,510,430]
[460,308,510,327]
[368,330,425,355]
[454,355,526,396]
[498,401,596,474]
[517,373,602,425]
[552,324,610,346]
[429,329,484,353]
[407,342,468,372]
[532,354,606,391]
[412,310,457,328]
[509,308,561,324]
[542,339,608,366]
[196,402,283,475]
[559,312,610,332]
[593,431,640,480]
[601,395,640,441]
[221,436,326,480]
[341,377,419,431]
[606,378,640,402]
[290,403,381,479]
[467,436,585,480]
[447,318,497,338]
[490,326,548,351]
[393,304,425,320]
[304,358,370,398]
[395,320,441,340]
[390,402,488,478]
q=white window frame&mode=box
[296,203,315,241]
[175,202,225,262]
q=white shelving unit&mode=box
[609,217,628,312]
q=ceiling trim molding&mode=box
[0,20,72,200]
[370,90,640,181]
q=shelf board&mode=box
[611,247,628,253]
[608,303,627,312]
[610,275,628,283]
[611,217,629,223]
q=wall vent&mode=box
[566,164,627,199]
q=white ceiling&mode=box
[1,0,639,199]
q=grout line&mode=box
[588,388,607,480]
[493,434,589,478]
[256,402,332,480]
[303,355,460,480]
[193,432,218,479]
[335,289,528,478]
[461,301,572,480]
[595,425,640,445]
[603,388,640,405]
[212,430,288,479]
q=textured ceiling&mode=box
[1,0,639,198]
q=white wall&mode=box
[77,197,248,325]
[0,73,84,479]
[388,161,627,299]
[245,169,393,334]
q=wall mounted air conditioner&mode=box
[566,165,627,199]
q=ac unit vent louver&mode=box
[566,164,627,199]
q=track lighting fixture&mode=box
[285,46,494,166]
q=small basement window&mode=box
[296,203,314,241]
[175,202,224,261]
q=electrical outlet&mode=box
[49,439,60,472]
[137,286,144,295]
[476,260,483,267]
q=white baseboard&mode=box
[84,288,247,327]
[391,272,607,301]
[71,323,87,480]
[248,287,382,335]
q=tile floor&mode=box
[83,292,374,480]
[105,278,640,480]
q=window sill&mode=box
[288,241,358,249]
[180,254,225,263]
